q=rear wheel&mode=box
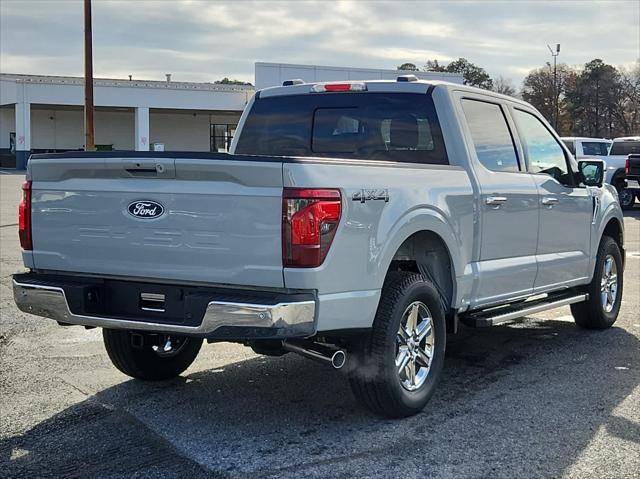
[618,188,635,210]
[348,271,446,418]
[103,329,202,380]
[570,236,623,329]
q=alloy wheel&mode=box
[395,301,435,391]
[600,255,618,313]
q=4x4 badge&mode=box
[352,189,390,203]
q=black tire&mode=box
[618,188,635,210]
[103,329,202,380]
[348,271,446,418]
[570,236,623,329]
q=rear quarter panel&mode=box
[282,160,474,330]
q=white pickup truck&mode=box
[14,76,625,417]
[561,136,611,159]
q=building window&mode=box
[210,124,236,152]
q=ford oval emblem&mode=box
[127,200,164,219]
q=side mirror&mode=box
[578,159,605,187]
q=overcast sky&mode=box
[1,0,638,88]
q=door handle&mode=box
[485,196,508,206]
[541,197,559,206]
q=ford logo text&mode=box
[127,200,165,219]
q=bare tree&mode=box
[492,76,517,96]
[618,61,640,134]
[424,58,493,89]
[521,63,576,135]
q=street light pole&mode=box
[84,0,95,151]
[547,43,560,131]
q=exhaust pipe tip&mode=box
[282,340,347,369]
[331,350,346,369]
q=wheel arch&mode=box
[601,216,624,268]
[602,217,623,248]
[380,210,462,313]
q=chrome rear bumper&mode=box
[13,277,316,338]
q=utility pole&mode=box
[547,43,560,131]
[84,0,95,151]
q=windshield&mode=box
[236,92,448,165]
[610,141,640,156]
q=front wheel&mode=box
[570,236,623,329]
[103,329,202,380]
[348,271,446,418]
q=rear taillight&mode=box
[18,180,32,250]
[625,158,630,175]
[282,188,341,268]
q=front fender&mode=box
[588,186,625,280]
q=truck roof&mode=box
[561,137,612,142]
[612,136,640,142]
[257,78,530,107]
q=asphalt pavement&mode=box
[1,172,639,479]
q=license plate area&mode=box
[61,279,208,327]
[102,281,199,325]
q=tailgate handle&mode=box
[125,163,163,176]
[126,167,158,174]
[123,160,174,178]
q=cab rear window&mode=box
[610,141,640,155]
[235,92,448,165]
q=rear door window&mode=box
[461,99,520,172]
[236,93,448,165]
[582,141,610,156]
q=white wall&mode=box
[30,109,135,150]
[255,62,465,90]
[0,106,15,149]
[149,111,241,151]
[0,79,17,106]
[0,75,252,111]
[150,111,210,151]
[1,75,249,158]
[11,107,241,153]
[95,111,134,149]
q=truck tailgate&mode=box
[28,155,284,288]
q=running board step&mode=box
[460,293,588,327]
